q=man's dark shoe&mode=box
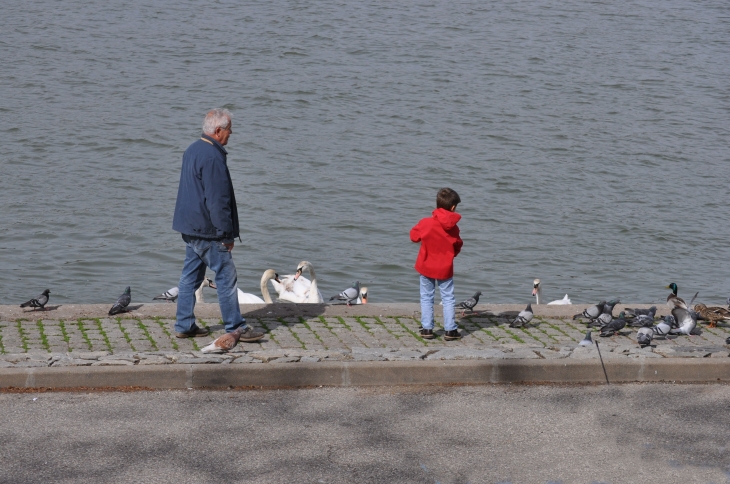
[238,326,265,342]
[419,328,435,339]
[175,326,210,338]
[444,330,462,341]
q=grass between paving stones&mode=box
[565,320,592,340]
[58,320,71,350]
[16,320,30,352]
[114,318,135,351]
[258,320,278,346]
[372,316,401,341]
[533,318,560,343]
[155,318,178,350]
[76,320,94,350]
[287,318,307,349]
[334,316,352,331]
[0,324,5,354]
[300,318,326,347]
[479,327,501,342]
[517,326,545,345]
[36,320,50,352]
[546,320,574,341]
[318,316,347,347]
[136,320,159,351]
[93,319,113,352]
[501,326,525,344]
[395,316,430,344]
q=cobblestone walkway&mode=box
[0,312,728,368]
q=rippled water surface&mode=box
[2,0,729,305]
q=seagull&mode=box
[20,289,51,311]
[329,281,361,306]
[579,331,593,346]
[108,286,132,316]
[600,311,627,337]
[670,307,697,336]
[510,303,533,328]
[457,291,482,316]
[200,326,245,354]
[636,319,654,347]
[652,315,674,337]
[153,286,179,302]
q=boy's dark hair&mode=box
[436,187,461,210]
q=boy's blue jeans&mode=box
[175,235,247,334]
[419,275,456,331]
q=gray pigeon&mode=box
[627,307,657,327]
[670,306,697,336]
[329,281,360,306]
[510,303,533,328]
[574,301,606,321]
[652,315,674,337]
[153,286,179,302]
[591,304,615,328]
[20,289,51,310]
[726,336,730,345]
[109,286,132,316]
[636,319,654,347]
[457,291,482,315]
[579,330,593,346]
[600,312,627,337]
[625,306,657,318]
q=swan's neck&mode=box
[195,284,205,303]
[306,266,318,303]
[534,286,542,305]
[260,274,274,304]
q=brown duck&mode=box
[693,303,730,328]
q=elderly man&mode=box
[172,108,265,342]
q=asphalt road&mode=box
[1,384,729,483]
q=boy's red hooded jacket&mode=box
[410,208,463,280]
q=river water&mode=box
[1,0,729,306]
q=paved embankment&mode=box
[0,303,728,389]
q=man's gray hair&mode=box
[202,108,232,135]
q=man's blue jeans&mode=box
[175,235,246,334]
[419,275,456,331]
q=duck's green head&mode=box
[665,283,678,296]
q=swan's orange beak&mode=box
[531,287,537,296]
[293,268,302,281]
[361,293,368,304]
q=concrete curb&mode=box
[1,358,729,390]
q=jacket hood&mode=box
[432,208,461,230]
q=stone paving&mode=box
[0,311,728,368]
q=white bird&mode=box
[237,269,280,304]
[154,277,216,304]
[532,279,572,305]
[200,326,245,354]
[357,287,368,304]
[194,277,217,303]
[273,261,324,303]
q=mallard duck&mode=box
[693,303,730,328]
[666,283,686,308]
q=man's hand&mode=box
[223,241,234,252]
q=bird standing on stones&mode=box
[329,281,361,306]
[627,307,657,327]
[20,289,51,311]
[574,301,606,321]
[579,331,593,346]
[666,283,694,309]
[652,315,674,337]
[153,286,179,302]
[510,303,533,328]
[693,303,730,328]
[636,319,654,348]
[200,326,245,354]
[457,291,481,316]
[625,306,657,319]
[670,306,697,336]
[108,286,132,316]
[600,312,627,337]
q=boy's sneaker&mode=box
[444,330,462,341]
[419,328,435,339]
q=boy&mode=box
[410,188,463,340]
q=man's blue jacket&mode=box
[172,134,240,241]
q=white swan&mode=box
[532,279,572,305]
[236,269,279,304]
[194,277,217,303]
[358,287,368,304]
[276,260,324,303]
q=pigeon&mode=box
[670,306,697,336]
[652,315,674,337]
[329,281,361,306]
[627,307,657,327]
[625,306,657,318]
[153,286,179,302]
[726,336,730,345]
[574,301,606,321]
[590,304,614,328]
[457,291,482,316]
[108,286,132,316]
[200,326,245,354]
[636,319,654,347]
[510,303,533,328]
[579,330,593,346]
[20,289,51,310]
[600,312,627,337]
